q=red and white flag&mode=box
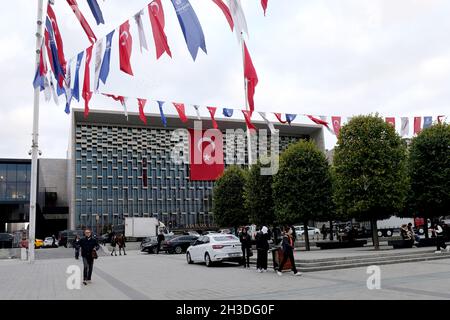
[119,20,133,75]
[331,116,341,136]
[148,0,172,59]
[207,106,219,129]
[242,110,256,130]
[228,0,248,40]
[274,113,287,124]
[82,46,93,118]
[104,94,128,118]
[189,129,224,181]
[47,4,67,72]
[244,42,258,114]
[307,115,330,129]
[261,0,268,16]
[138,98,147,124]
[66,0,97,44]
[414,117,422,134]
[173,102,188,123]
[385,117,395,127]
[212,0,234,31]
[437,115,446,124]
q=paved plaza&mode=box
[0,247,449,300]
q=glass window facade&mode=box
[73,124,306,230]
[0,162,31,202]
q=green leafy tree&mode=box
[409,123,450,236]
[212,166,248,231]
[333,115,409,250]
[244,161,275,226]
[273,140,333,250]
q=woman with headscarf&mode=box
[256,226,270,272]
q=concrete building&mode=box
[68,109,325,232]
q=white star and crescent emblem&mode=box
[197,137,216,162]
[120,31,129,46]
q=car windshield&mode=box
[212,235,239,242]
[45,237,52,241]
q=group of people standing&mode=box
[110,234,126,256]
[239,225,301,276]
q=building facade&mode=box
[69,109,325,231]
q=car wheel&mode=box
[174,246,183,254]
[377,231,383,237]
[386,230,393,237]
[186,252,193,264]
[205,253,213,267]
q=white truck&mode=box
[376,216,414,237]
[125,217,170,238]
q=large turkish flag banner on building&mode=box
[189,129,224,181]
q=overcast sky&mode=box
[1,0,449,159]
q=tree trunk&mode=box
[371,219,380,250]
[329,220,334,241]
[304,221,310,251]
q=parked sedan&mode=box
[43,237,58,248]
[294,226,321,237]
[186,234,243,267]
[141,235,176,254]
[163,235,198,254]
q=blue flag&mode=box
[171,0,207,61]
[32,67,45,91]
[423,116,432,129]
[87,0,105,25]
[223,108,234,117]
[45,17,65,88]
[99,30,114,86]
[286,114,297,124]
[72,51,84,102]
[158,101,167,127]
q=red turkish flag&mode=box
[437,115,445,124]
[212,0,234,31]
[244,42,258,114]
[414,117,422,134]
[47,4,66,72]
[119,20,133,75]
[261,0,268,15]
[189,129,224,181]
[173,102,188,123]
[138,98,147,124]
[82,46,93,118]
[148,0,172,59]
[66,0,97,44]
[207,107,219,129]
[331,116,341,136]
[274,113,287,124]
[242,110,256,130]
[385,117,395,127]
[307,115,330,129]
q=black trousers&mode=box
[75,248,80,259]
[157,241,162,254]
[242,247,251,267]
[82,257,94,281]
[436,237,447,250]
[278,249,298,273]
[256,249,268,270]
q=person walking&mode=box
[110,234,117,256]
[117,234,126,256]
[156,229,165,254]
[277,226,301,276]
[432,221,449,253]
[73,235,81,260]
[256,226,270,272]
[79,229,100,285]
[321,224,327,240]
[51,234,56,248]
[239,227,252,268]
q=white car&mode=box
[294,226,321,237]
[186,234,243,267]
[43,237,58,247]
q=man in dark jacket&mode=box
[79,229,100,285]
[256,226,270,272]
[277,227,301,276]
[239,227,252,268]
[156,230,165,254]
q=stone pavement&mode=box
[0,248,449,300]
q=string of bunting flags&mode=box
[95,91,447,138]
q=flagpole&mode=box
[29,0,45,263]
[240,33,253,167]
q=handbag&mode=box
[92,249,98,259]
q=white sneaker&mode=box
[435,250,441,253]
[277,271,283,276]
[263,269,268,273]
[294,272,302,276]
[257,269,262,273]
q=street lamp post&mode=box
[28,0,45,263]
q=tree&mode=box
[212,166,248,232]
[244,161,275,227]
[272,140,333,251]
[333,115,408,250]
[409,123,450,236]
